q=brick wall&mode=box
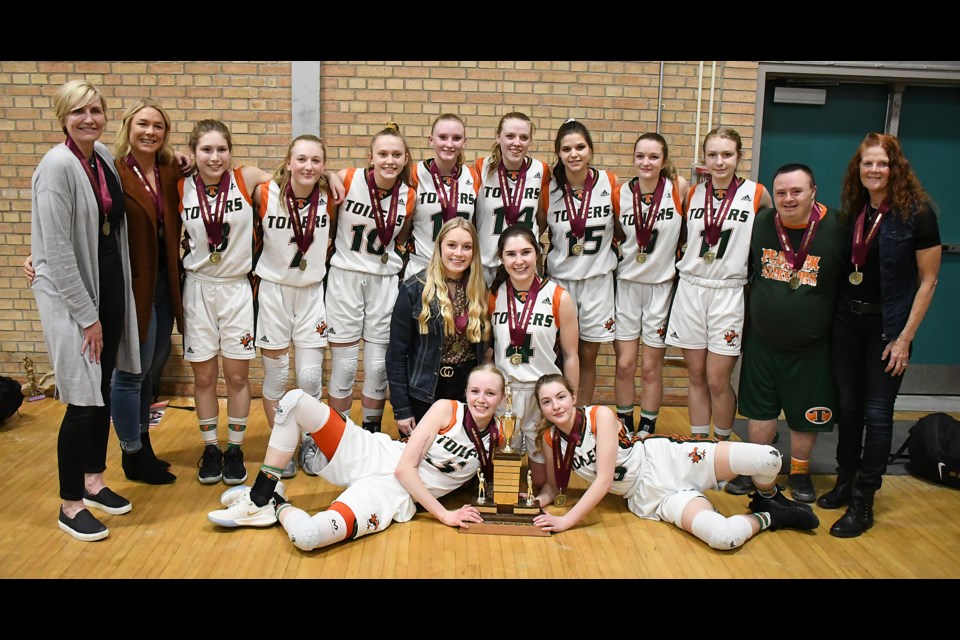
[0,60,759,406]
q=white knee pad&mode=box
[261,353,290,401]
[691,510,753,551]
[295,346,324,399]
[268,389,306,453]
[281,505,347,551]
[328,343,360,399]
[727,442,782,487]
[362,341,388,401]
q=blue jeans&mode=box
[111,272,174,445]
[831,302,905,493]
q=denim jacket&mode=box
[878,206,923,340]
[386,270,487,420]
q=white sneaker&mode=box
[208,489,278,528]
[299,437,320,476]
[219,481,286,506]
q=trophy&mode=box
[460,382,550,537]
[21,356,45,401]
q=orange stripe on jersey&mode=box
[752,183,764,213]
[605,170,618,190]
[671,178,683,212]
[488,291,498,318]
[311,408,348,461]
[437,399,459,435]
[467,164,481,196]
[473,157,485,179]
[257,182,271,220]
[405,187,416,215]
[342,167,356,195]
[588,405,601,436]
[611,182,622,217]
[410,164,421,189]
[234,168,253,206]
[177,177,186,214]
[552,283,564,330]
[329,501,358,539]
[544,428,554,449]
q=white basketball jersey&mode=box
[543,169,618,280]
[330,167,414,276]
[474,156,550,272]
[677,178,762,280]
[407,160,480,271]
[544,405,643,496]
[254,180,334,285]
[490,279,564,383]
[179,168,255,278]
[418,400,499,496]
[613,177,683,284]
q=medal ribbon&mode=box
[774,202,823,272]
[506,276,542,351]
[428,160,460,223]
[703,177,739,246]
[365,168,401,248]
[65,136,113,219]
[562,169,595,240]
[446,278,468,333]
[464,408,497,483]
[193,170,232,246]
[125,154,164,225]
[497,158,530,226]
[851,200,890,267]
[552,408,584,494]
[632,175,666,249]
[284,181,321,256]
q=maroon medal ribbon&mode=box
[851,200,890,267]
[365,168,401,248]
[65,136,113,219]
[506,276,542,351]
[552,408,584,494]
[428,160,460,223]
[464,408,498,483]
[193,170,232,246]
[497,158,530,226]
[446,279,468,333]
[774,202,823,272]
[562,169,595,240]
[632,175,666,249]
[125,154,164,226]
[284,181,321,256]
[703,177,739,246]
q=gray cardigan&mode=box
[31,141,140,406]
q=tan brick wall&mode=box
[1,60,759,407]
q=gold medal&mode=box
[510,352,523,366]
[299,259,307,271]
[849,271,863,285]
[788,275,801,290]
[381,253,390,264]
[101,221,111,236]
[209,251,222,264]
[554,492,566,507]
[636,252,647,264]
[703,250,716,264]
[571,243,584,256]
[451,341,463,354]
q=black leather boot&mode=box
[817,468,856,509]
[122,448,177,485]
[829,490,874,538]
[141,429,171,469]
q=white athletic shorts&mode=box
[256,279,328,350]
[182,274,256,361]
[553,272,616,343]
[625,436,719,524]
[664,276,745,355]
[615,279,672,347]
[325,265,399,344]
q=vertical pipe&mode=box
[656,61,664,133]
[694,61,704,165]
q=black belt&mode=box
[439,359,477,379]
[845,298,882,316]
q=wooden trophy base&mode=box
[460,500,550,537]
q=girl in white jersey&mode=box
[406,113,480,274]
[612,133,688,436]
[327,124,416,434]
[255,135,336,478]
[531,374,819,549]
[207,364,506,551]
[179,119,273,486]
[666,127,772,440]
[537,119,622,407]
[489,224,578,492]
[473,112,551,286]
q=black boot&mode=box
[829,490,874,538]
[141,430,171,469]
[817,468,856,509]
[122,448,177,485]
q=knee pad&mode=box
[281,507,325,551]
[727,442,782,487]
[295,346,325,399]
[261,353,290,401]
[362,342,387,401]
[328,344,360,399]
[691,510,753,551]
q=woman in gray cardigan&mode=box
[31,80,141,542]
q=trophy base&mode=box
[460,501,550,537]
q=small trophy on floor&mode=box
[22,356,45,401]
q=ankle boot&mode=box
[817,468,856,509]
[122,448,177,485]
[141,430,171,469]
[829,491,874,538]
